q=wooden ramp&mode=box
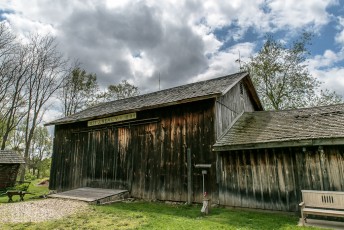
[49,187,129,204]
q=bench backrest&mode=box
[301,190,344,210]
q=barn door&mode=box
[115,127,132,190]
[83,127,132,190]
[130,123,158,199]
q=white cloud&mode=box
[192,42,256,82]
[307,48,344,97]
[1,0,343,101]
[312,67,344,97]
[100,63,113,74]
[4,13,56,38]
[335,16,344,45]
[308,50,344,69]
[267,0,335,31]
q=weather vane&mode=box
[235,51,242,70]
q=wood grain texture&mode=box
[218,146,344,211]
[50,99,217,203]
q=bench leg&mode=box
[19,193,25,201]
[301,211,305,226]
[7,194,13,202]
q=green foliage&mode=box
[24,171,37,181]
[107,80,139,100]
[35,158,51,178]
[59,67,140,112]
[98,80,140,103]
[60,67,99,116]
[244,32,343,110]
[0,201,322,229]
[29,126,52,178]
[12,183,28,191]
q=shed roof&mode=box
[47,72,261,126]
[0,150,25,164]
[213,103,344,151]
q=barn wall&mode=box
[218,145,344,211]
[0,164,20,189]
[215,80,255,139]
[50,99,217,203]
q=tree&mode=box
[244,33,342,110]
[29,126,52,178]
[20,34,68,180]
[59,66,98,116]
[98,80,139,102]
[0,22,23,149]
[0,22,17,114]
[0,44,31,150]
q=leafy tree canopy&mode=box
[244,32,342,110]
[59,67,98,116]
[97,80,139,103]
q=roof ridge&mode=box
[243,103,344,114]
[87,71,247,109]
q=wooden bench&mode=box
[299,190,344,225]
[0,181,31,202]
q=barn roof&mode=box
[213,103,344,151]
[46,72,261,126]
[0,150,25,164]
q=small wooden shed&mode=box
[0,150,25,189]
[213,104,344,211]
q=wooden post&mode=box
[187,148,192,204]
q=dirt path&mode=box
[0,198,89,223]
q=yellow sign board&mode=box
[87,112,136,127]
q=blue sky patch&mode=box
[0,9,13,21]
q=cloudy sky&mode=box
[1,1,344,105]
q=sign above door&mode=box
[87,112,137,127]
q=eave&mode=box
[212,137,344,152]
[45,93,221,126]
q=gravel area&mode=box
[0,198,89,223]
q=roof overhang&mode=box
[213,137,344,152]
[45,93,221,126]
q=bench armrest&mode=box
[299,201,305,207]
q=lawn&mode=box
[0,181,324,230]
[0,178,50,203]
[1,200,323,230]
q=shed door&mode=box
[130,123,158,199]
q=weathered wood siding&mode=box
[215,80,255,139]
[50,99,217,203]
[0,164,20,189]
[218,146,344,211]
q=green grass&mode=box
[0,178,49,203]
[1,201,324,230]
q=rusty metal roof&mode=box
[46,72,254,126]
[0,150,25,164]
[213,103,344,151]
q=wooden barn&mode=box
[0,150,25,189]
[213,104,344,211]
[46,72,263,203]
